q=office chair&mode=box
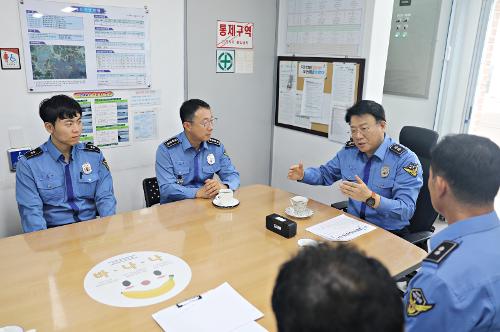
[142,177,160,207]
[399,126,439,250]
[331,126,439,250]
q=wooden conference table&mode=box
[0,184,426,331]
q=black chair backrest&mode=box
[142,177,160,207]
[399,126,439,233]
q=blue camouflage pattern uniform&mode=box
[155,132,240,204]
[404,211,500,331]
[301,135,423,231]
[16,138,117,232]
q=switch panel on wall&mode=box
[384,0,442,98]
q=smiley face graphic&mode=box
[84,251,191,307]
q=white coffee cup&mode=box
[216,188,234,205]
[290,195,308,214]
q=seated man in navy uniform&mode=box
[16,95,117,233]
[404,134,500,331]
[288,100,423,235]
[272,244,403,332]
[155,99,240,203]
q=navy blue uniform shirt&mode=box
[301,135,423,230]
[16,138,116,232]
[404,211,500,331]
[155,132,240,204]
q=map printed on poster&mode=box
[84,251,192,307]
[217,20,253,49]
[19,0,151,92]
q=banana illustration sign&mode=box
[84,251,191,307]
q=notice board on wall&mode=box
[275,56,364,141]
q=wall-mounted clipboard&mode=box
[275,56,365,139]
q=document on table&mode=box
[152,282,266,332]
[306,214,376,241]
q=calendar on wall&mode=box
[19,0,151,92]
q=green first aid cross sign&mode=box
[216,49,235,73]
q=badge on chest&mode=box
[82,162,92,174]
[207,153,215,165]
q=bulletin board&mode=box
[275,56,365,140]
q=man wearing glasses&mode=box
[288,100,422,236]
[156,99,240,203]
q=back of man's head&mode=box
[431,134,500,206]
[272,244,403,332]
[179,99,210,123]
[345,100,386,123]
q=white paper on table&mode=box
[233,321,268,332]
[306,214,376,241]
[152,282,263,332]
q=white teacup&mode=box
[216,188,234,205]
[290,195,308,214]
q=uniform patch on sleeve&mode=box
[424,240,458,265]
[403,162,419,177]
[102,158,110,171]
[164,137,180,148]
[84,142,101,153]
[208,137,221,146]
[24,147,43,159]
[406,288,435,317]
[389,143,407,156]
[345,139,356,148]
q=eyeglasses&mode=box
[350,121,385,136]
[188,117,218,128]
[350,126,372,136]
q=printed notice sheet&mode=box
[74,89,160,148]
[19,0,151,92]
[306,214,376,241]
[287,0,366,56]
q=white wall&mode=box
[271,0,394,205]
[0,0,185,237]
[186,0,277,189]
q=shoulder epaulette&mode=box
[424,240,458,265]
[24,147,43,159]
[208,137,221,146]
[164,137,180,148]
[84,142,101,153]
[389,143,407,156]
[345,139,356,148]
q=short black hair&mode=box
[345,100,386,123]
[430,134,500,205]
[272,244,403,332]
[39,95,82,125]
[180,99,210,123]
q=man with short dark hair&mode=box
[156,99,240,203]
[404,134,500,331]
[272,244,403,332]
[288,100,422,235]
[16,95,116,232]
